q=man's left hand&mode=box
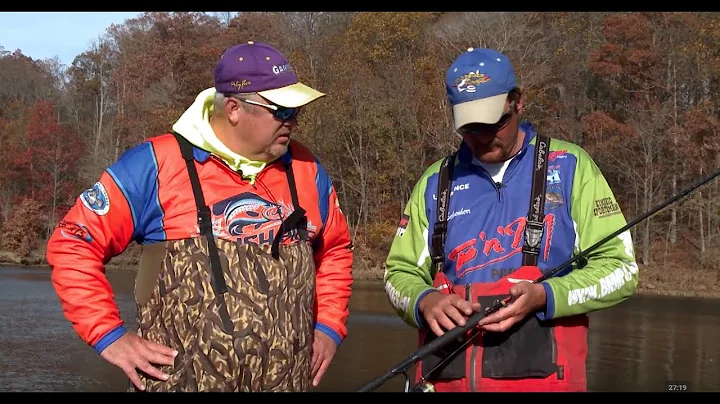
[311,330,338,387]
[477,282,547,333]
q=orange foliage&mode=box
[2,11,720,277]
[1,198,48,257]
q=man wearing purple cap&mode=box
[47,41,354,392]
[383,48,637,392]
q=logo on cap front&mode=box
[451,71,491,93]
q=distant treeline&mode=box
[1,12,719,284]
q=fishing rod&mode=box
[356,165,720,393]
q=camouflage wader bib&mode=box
[130,134,316,392]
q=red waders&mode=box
[415,267,589,392]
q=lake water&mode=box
[1,266,718,392]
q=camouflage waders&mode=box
[129,134,315,392]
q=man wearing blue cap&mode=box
[47,41,354,392]
[383,48,638,391]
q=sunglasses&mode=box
[241,99,300,121]
[458,101,516,135]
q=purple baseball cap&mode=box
[213,41,325,108]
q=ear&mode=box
[513,89,525,113]
[224,97,243,125]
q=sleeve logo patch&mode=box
[593,197,621,218]
[80,182,110,216]
[57,220,94,243]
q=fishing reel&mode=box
[411,382,436,393]
[400,371,435,393]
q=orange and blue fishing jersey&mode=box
[47,131,353,353]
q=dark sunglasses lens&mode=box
[275,107,298,120]
[462,112,511,134]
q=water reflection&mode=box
[0,268,718,392]
[585,296,720,392]
[326,282,720,392]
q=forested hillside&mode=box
[1,12,719,295]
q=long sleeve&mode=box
[384,168,437,328]
[538,148,639,320]
[47,142,158,353]
[312,162,354,345]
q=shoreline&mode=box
[3,259,720,301]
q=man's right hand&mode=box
[99,332,178,391]
[418,291,481,337]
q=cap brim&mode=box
[258,82,325,108]
[452,93,508,130]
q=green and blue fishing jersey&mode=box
[384,122,639,328]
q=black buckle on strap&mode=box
[431,221,447,264]
[197,208,212,234]
[522,219,545,256]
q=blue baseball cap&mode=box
[445,47,518,129]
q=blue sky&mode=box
[0,12,142,66]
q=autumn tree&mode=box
[2,11,719,286]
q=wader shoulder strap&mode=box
[172,132,306,264]
[522,134,551,267]
[270,156,308,259]
[172,132,228,295]
[430,153,456,274]
[430,135,551,272]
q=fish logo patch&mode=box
[80,182,110,216]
